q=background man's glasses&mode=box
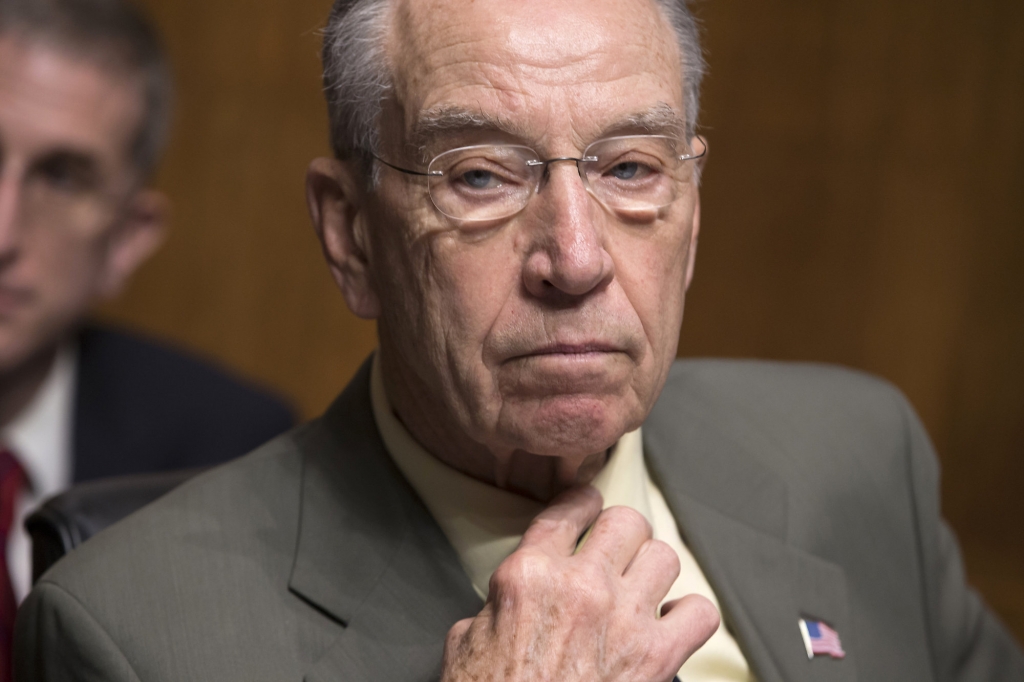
[373,134,706,223]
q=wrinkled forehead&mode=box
[385,0,684,150]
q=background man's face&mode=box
[0,35,147,372]
[364,0,700,462]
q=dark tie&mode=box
[0,448,26,682]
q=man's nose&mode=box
[522,162,614,299]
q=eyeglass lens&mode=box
[425,135,701,222]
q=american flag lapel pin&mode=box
[798,617,846,660]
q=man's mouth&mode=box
[509,342,625,361]
[529,343,622,355]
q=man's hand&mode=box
[441,487,720,682]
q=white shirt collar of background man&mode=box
[1,343,76,602]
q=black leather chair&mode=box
[25,468,202,583]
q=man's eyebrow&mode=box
[410,107,528,152]
[409,102,688,152]
[604,104,687,137]
[31,149,101,179]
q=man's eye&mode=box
[44,166,85,191]
[461,169,498,189]
[34,156,97,193]
[609,162,641,180]
[603,157,665,182]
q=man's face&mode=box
[332,0,700,465]
[0,35,159,372]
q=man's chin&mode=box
[496,394,641,460]
[0,320,66,376]
[0,333,36,375]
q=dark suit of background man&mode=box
[15,0,1024,680]
[0,0,294,672]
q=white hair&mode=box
[321,0,706,172]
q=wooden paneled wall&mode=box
[101,0,378,420]
[682,0,1024,638]
[98,0,1023,639]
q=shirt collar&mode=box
[2,342,77,495]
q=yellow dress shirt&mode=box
[370,355,752,681]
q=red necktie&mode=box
[0,448,26,682]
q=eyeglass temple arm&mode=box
[371,153,435,177]
[685,135,708,160]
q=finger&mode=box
[576,505,652,575]
[441,617,475,670]
[445,617,473,647]
[623,538,681,609]
[519,486,603,556]
[657,594,721,663]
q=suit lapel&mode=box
[300,512,481,682]
[645,406,858,682]
[71,325,167,481]
[288,360,481,682]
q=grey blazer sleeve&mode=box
[903,396,1024,680]
[14,582,141,682]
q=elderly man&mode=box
[15,0,1024,680]
[0,0,293,635]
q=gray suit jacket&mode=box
[14,359,1024,681]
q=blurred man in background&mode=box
[0,0,294,667]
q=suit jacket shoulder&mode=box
[17,359,479,682]
[73,324,296,481]
[17,430,320,682]
[648,359,910,516]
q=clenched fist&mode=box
[441,487,720,682]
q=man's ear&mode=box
[97,187,168,299]
[306,157,381,319]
